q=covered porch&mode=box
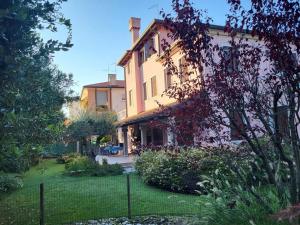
[118,110,176,156]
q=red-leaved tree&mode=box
[160,0,300,208]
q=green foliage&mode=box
[199,141,290,213]
[43,143,76,158]
[0,0,74,172]
[65,111,117,143]
[135,149,221,194]
[56,152,81,164]
[0,144,42,172]
[100,135,111,145]
[0,172,23,194]
[64,155,123,177]
[196,193,285,225]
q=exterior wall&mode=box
[126,58,138,116]
[121,19,300,149]
[111,88,126,115]
[82,87,125,116]
[125,26,177,117]
[124,26,243,117]
[80,86,126,145]
[87,87,96,112]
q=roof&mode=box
[117,18,250,66]
[83,80,125,88]
[116,108,164,127]
[118,19,164,66]
[116,102,178,127]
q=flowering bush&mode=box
[135,148,223,194]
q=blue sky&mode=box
[43,0,236,95]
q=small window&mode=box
[96,91,108,106]
[128,90,132,106]
[145,38,155,59]
[221,46,239,73]
[138,50,144,66]
[164,68,172,90]
[151,76,157,97]
[178,56,188,82]
[229,108,245,140]
[122,93,126,101]
[143,82,147,100]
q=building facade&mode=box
[117,17,297,155]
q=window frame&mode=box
[151,76,157,97]
[96,90,108,107]
[143,82,147,100]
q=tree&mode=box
[160,0,300,208]
[65,111,117,153]
[0,0,74,172]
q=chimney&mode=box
[108,74,117,85]
[129,17,141,44]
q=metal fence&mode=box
[0,174,200,225]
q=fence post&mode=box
[126,174,131,219]
[40,183,45,225]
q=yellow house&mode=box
[80,74,126,145]
[80,74,126,120]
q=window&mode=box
[145,38,155,59]
[164,68,172,90]
[221,46,239,73]
[229,107,245,140]
[96,91,108,107]
[122,93,126,101]
[151,76,157,97]
[178,56,188,82]
[143,82,147,100]
[157,33,161,56]
[138,50,145,66]
[128,90,132,106]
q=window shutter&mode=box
[96,91,108,106]
[164,68,171,90]
[151,76,157,97]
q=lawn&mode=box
[0,160,202,225]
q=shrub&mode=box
[0,172,23,194]
[100,136,111,145]
[65,156,123,177]
[43,143,76,158]
[135,149,222,194]
[56,152,81,164]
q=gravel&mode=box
[70,216,200,225]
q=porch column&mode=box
[167,127,175,146]
[139,124,147,146]
[167,117,176,146]
[122,126,128,156]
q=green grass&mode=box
[0,160,202,225]
[0,160,289,225]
